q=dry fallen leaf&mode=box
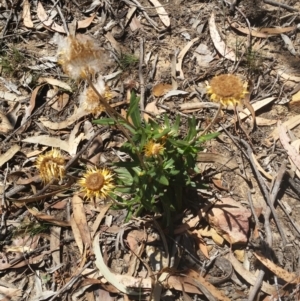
[225,253,276,295]
[278,121,300,171]
[27,207,70,227]
[0,111,13,133]
[37,2,65,33]
[0,144,20,167]
[176,37,199,79]
[72,195,92,251]
[229,21,296,38]
[205,197,252,244]
[254,252,300,284]
[209,13,237,61]
[77,14,96,29]
[152,83,173,97]
[38,77,72,92]
[22,0,33,28]
[148,0,170,27]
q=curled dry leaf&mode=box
[205,197,251,244]
[251,153,273,180]
[225,253,276,295]
[289,90,300,113]
[278,121,300,170]
[209,13,237,61]
[254,252,300,284]
[0,145,20,167]
[39,106,88,130]
[185,269,231,301]
[269,115,300,142]
[176,37,199,79]
[229,21,296,38]
[152,83,173,97]
[161,90,189,102]
[71,195,91,250]
[77,14,96,29]
[37,2,65,33]
[27,208,70,227]
[38,77,72,92]
[93,232,152,295]
[289,139,300,178]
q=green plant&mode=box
[119,52,139,70]
[0,47,25,76]
[245,48,263,72]
[93,92,219,225]
[12,219,51,238]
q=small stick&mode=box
[51,0,69,35]
[198,103,222,137]
[223,129,288,246]
[248,163,286,301]
[263,0,299,12]
[139,37,145,113]
[2,93,58,145]
[49,260,92,301]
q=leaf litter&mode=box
[1,0,300,300]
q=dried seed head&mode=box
[54,34,111,80]
[36,149,65,183]
[207,74,248,107]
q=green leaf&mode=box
[153,128,170,140]
[158,174,169,186]
[92,118,116,125]
[198,132,220,143]
[127,91,141,128]
[186,117,197,141]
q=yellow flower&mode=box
[144,140,164,157]
[36,149,65,183]
[54,33,111,80]
[207,74,248,107]
[79,76,112,115]
[78,167,114,200]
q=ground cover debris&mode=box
[1,0,300,300]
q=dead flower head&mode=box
[79,76,112,115]
[78,167,114,201]
[36,149,65,183]
[144,140,165,157]
[207,74,248,107]
[54,33,111,80]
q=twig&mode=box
[139,37,145,113]
[247,191,262,238]
[198,103,222,137]
[0,164,9,233]
[2,92,59,144]
[51,0,69,35]
[248,163,286,301]
[263,0,299,12]
[49,260,92,301]
[1,6,13,37]
[223,129,288,246]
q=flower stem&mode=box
[87,78,146,170]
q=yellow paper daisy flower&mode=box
[78,167,114,200]
[144,140,164,157]
[207,74,248,107]
[36,149,65,183]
